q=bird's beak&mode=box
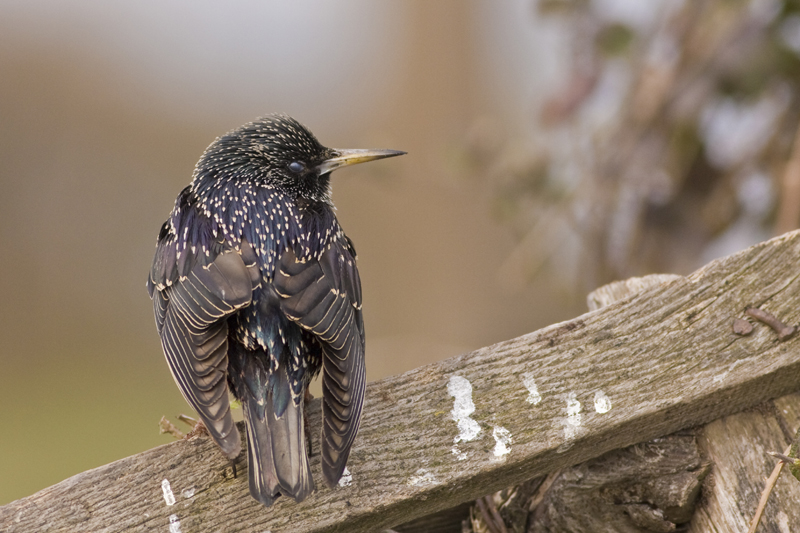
[316,148,406,176]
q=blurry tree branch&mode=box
[776,121,800,234]
[474,0,800,293]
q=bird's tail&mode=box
[241,367,314,506]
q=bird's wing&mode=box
[150,237,260,458]
[273,239,365,487]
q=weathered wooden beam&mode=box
[457,274,713,533]
[527,432,708,532]
[416,274,706,533]
[463,393,800,533]
[3,231,800,533]
[689,392,800,531]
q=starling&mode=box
[147,114,404,506]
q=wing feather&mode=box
[274,241,365,487]
[153,289,168,334]
[151,243,256,459]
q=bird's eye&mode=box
[288,161,305,174]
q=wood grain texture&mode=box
[689,393,800,532]
[393,500,474,533]
[586,273,683,311]
[463,273,706,533]
[4,230,800,533]
[528,433,708,532]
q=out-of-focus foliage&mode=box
[470,0,800,291]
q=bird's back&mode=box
[148,113,401,506]
[149,178,365,504]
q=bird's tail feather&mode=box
[242,367,314,506]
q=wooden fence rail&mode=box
[3,231,800,532]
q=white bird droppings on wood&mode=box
[564,392,582,440]
[161,479,176,506]
[447,375,481,444]
[521,373,542,405]
[168,514,182,533]
[451,446,468,461]
[594,391,612,413]
[408,468,438,486]
[338,467,352,487]
[492,427,512,458]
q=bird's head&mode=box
[191,114,404,205]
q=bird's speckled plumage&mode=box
[147,114,404,506]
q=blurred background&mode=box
[2,0,800,505]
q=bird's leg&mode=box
[304,388,315,457]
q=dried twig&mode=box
[177,413,198,427]
[767,451,797,464]
[474,495,508,533]
[158,416,184,440]
[527,470,562,512]
[748,445,792,533]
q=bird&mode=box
[146,114,404,506]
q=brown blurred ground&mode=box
[0,3,583,504]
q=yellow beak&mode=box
[316,148,406,176]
